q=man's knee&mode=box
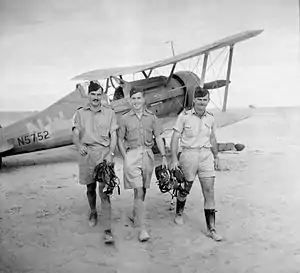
[200,177,215,197]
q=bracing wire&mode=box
[215,50,229,106]
[207,54,222,110]
[206,47,227,71]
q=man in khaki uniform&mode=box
[117,86,167,242]
[72,81,118,244]
[170,86,222,241]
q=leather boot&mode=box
[204,209,222,241]
[174,199,186,225]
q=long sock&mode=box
[135,199,145,229]
[87,191,96,212]
[176,199,186,215]
[204,209,216,231]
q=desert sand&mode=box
[0,107,300,273]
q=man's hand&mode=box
[214,155,220,171]
[79,144,88,156]
[104,153,114,163]
[162,156,168,168]
[170,157,179,170]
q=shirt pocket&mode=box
[126,125,139,142]
[96,124,110,138]
[203,122,211,136]
[183,124,196,137]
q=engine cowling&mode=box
[171,71,200,109]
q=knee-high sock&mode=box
[86,183,97,212]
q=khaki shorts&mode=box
[123,147,155,189]
[78,145,109,185]
[179,147,215,181]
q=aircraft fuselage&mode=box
[0,71,200,158]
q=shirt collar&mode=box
[129,108,150,116]
[192,108,207,118]
[84,103,103,112]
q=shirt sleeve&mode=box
[109,111,119,133]
[153,115,163,137]
[72,111,81,132]
[117,116,126,139]
[173,113,185,134]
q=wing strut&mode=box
[105,78,110,93]
[142,69,153,79]
[222,45,234,112]
[142,71,148,78]
[165,63,177,86]
[200,53,209,87]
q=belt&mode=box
[126,145,152,152]
[182,146,211,150]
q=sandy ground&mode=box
[0,107,300,273]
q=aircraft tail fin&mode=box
[0,126,14,154]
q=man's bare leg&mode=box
[134,187,150,242]
[99,183,114,244]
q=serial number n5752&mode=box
[17,131,50,146]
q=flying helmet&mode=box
[155,165,173,193]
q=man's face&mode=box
[89,89,102,107]
[130,92,145,111]
[193,94,210,113]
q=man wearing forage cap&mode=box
[117,86,168,242]
[72,81,118,244]
[170,86,223,241]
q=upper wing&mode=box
[71,29,263,81]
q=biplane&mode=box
[0,29,263,168]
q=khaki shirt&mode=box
[173,108,215,149]
[72,103,118,147]
[118,108,162,150]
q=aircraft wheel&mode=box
[0,157,2,169]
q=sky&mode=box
[0,0,299,111]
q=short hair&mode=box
[130,86,144,97]
[194,86,209,98]
[88,81,103,93]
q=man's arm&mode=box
[152,116,168,166]
[109,130,117,154]
[105,112,118,161]
[210,125,218,159]
[155,135,166,155]
[72,128,87,156]
[117,135,126,159]
[170,130,181,169]
[170,112,184,169]
[155,134,168,167]
[116,117,126,159]
[210,123,221,170]
[72,111,87,156]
